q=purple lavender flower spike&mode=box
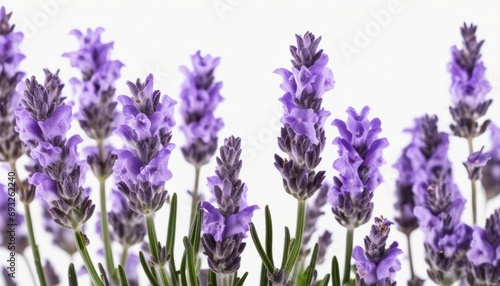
[463,146,491,181]
[481,123,500,201]
[352,216,403,286]
[41,199,77,255]
[0,6,26,163]
[274,31,334,201]
[466,208,500,285]
[179,50,224,167]
[114,73,176,216]
[201,136,259,275]
[108,189,146,247]
[448,23,492,139]
[328,106,389,230]
[15,72,95,230]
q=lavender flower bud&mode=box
[274,31,334,201]
[352,217,403,286]
[463,146,490,181]
[41,199,77,255]
[466,208,500,285]
[481,123,500,201]
[0,6,25,163]
[179,51,224,167]
[201,136,259,274]
[108,189,146,247]
[114,73,176,216]
[448,23,492,139]
[329,106,389,230]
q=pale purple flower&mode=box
[463,146,491,181]
[275,31,334,201]
[201,136,259,274]
[113,73,176,216]
[108,189,146,248]
[329,106,389,230]
[481,123,500,201]
[179,50,224,167]
[352,217,403,286]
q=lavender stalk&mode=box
[448,23,492,225]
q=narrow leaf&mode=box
[139,251,160,286]
[68,263,78,286]
[331,256,340,286]
[234,272,248,286]
[280,227,290,269]
[250,222,274,273]
[117,265,129,286]
[304,243,319,286]
[264,205,274,264]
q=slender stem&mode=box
[284,200,306,276]
[406,233,415,280]
[216,273,234,286]
[146,215,170,286]
[120,245,129,268]
[22,199,47,286]
[342,229,354,285]
[74,231,105,286]
[21,253,37,285]
[467,136,478,225]
[189,166,201,226]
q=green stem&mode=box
[99,176,116,276]
[342,229,354,285]
[146,215,170,286]
[284,200,306,276]
[23,202,47,286]
[467,136,478,225]
[189,166,201,226]
[406,233,415,280]
[74,231,104,286]
[21,252,37,285]
[120,245,129,268]
[216,273,234,286]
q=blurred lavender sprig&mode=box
[480,123,500,201]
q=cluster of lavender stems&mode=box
[448,23,493,225]
[3,4,500,286]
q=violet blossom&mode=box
[352,217,403,286]
[113,73,176,216]
[448,23,492,139]
[480,123,500,201]
[0,6,25,163]
[466,208,500,285]
[179,50,224,167]
[108,189,146,247]
[201,136,259,274]
[274,31,334,201]
[328,106,389,230]
[15,71,95,231]
[463,146,491,181]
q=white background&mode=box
[2,0,500,285]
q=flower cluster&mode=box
[179,51,224,167]
[274,31,335,201]
[0,6,25,163]
[352,217,402,286]
[329,106,389,230]
[448,23,492,139]
[201,136,259,274]
[113,73,176,216]
[108,189,146,248]
[409,115,472,285]
[466,208,500,285]
[480,123,500,201]
[15,71,94,230]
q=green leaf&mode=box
[179,253,187,286]
[209,269,217,286]
[68,263,78,286]
[183,237,198,286]
[117,265,129,286]
[259,263,269,286]
[319,274,330,286]
[234,272,248,286]
[331,256,340,286]
[264,205,274,264]
[280,227,290,269]
[139,251,160,286]
[250,222,274,273]
[303,243,319,286]
[166,193,179,286]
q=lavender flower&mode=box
[108,189,146,247]
[328,106,389,230]
[481,123,500,201]
[41,199,77,255]
[352,217,403,286]
[466,208,500,285]
[448,23,492,139]
[302,182,331,261]
[179,51,224,167]
[274,31,334,201]
[201,136,259,274]
[0,6,25,163]
[113,73,176,216]
[15,71,95,230]
[463,146,491,181]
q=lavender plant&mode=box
[179,51,224,225]
[329,106,389,284]
[63,27,123,277]
[448,23,492,225]
[480,123,500,201]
